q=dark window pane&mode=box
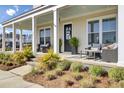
[103,18,116,32]
[88,33,99,44]
[45,28,50,44]
[40,37,44,45]
[40,29,44,45]
[88,20,99,45]
[88,20,99,32]
[40,28,51,45]
[103,32,116,44]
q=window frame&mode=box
[88,20,100,45]
[102,17,117,44]
[39,26,51,46]
[86,14,117,47]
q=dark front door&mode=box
[64,24,72,52]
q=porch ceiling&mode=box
[35,5,117,25]
[59,5,117,19]
[15,18,32,30]
[36,12,53,24]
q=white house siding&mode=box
[36,8,117,53]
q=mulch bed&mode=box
[23,71,112,88]
[0,63,26,71]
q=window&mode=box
[102,18,116,44]
[88,20,99,45]
[40,27,51,45]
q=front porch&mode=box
[1,5,123,65]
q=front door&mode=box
[64,24,72,52]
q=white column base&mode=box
[117,61,124,67]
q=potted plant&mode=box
[59,38,62,53]
[69,37,79,54]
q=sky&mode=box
[0,5,33,33]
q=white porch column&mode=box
[53,8,59,53]
[20,29,23,51]
[12,23,16,53]
[32,16,37,55]
[117,5,124,66]
[2,27,5,52]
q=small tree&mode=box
[69,37,79,54]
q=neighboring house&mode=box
[1,5,124,65]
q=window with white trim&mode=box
[40,27,51,45]
[88,20,99,45]
[102,18,116,44]
[87,16,117,46]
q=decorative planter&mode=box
[71,47,78,54]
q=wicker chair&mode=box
[101,48,118,62]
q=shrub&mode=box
[54,68,64,76]
[3,54,11,61]
[63,76,74,86]
[5,62,13,66]
[2,61,6,65]
[108,67,124,81]
[89,75,100,84]
[23,46,33,60]
[45,71,56,80]
[57,60,72,71]
[118,80,124,88]
[0,53,6,61]
[81,79,95,88]
[31,67,44,75]
[37,49,60,70]
[5,48,11,51]
[0,53,11,63]
[72,72,83,81]
[89,65,105,76]
[11,52,25,64]
[31,67,38,75]
[80,75,98,88]
[70,62,83,72]
[36,69,44,75]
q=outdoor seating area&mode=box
[37,42,51,53]
[84,43,118,63]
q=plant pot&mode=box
[59,47,62,53]
[71,47,78,54]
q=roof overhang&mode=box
[2,5,66,27]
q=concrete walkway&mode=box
[0,65,43,88]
